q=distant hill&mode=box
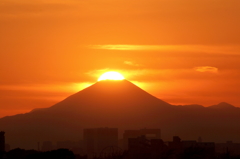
[0,80,240,149]
[208,102,237,109]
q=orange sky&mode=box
[0,0,240,117]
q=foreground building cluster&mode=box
[127,135,215,159]
[1,128,240,159]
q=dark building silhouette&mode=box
[127,135,168,159]
[127,136,151,159]
[168,136,215,159]
[127,135,216,159]
[216,141,240,156]
[168,136,183,155]
[123,128,161,150]
[196,142,215,157]
[0,131,5,152]
[83,127,118,156]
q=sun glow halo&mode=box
[98,71,125,81]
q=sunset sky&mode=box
[0,0,240,117]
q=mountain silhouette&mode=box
[209,102,237,109]
[0,80,240,149]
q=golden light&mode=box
[98,71,125,81]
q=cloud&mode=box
[0,82,92,94]
[89,45,181,51]
[194,66,218,73]
[88,45,240,55]
[124,61,141,67]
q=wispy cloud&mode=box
[124,61,141,67]
[89,45,240,55]
[194,66,218,73]
[90,45,165,51]
[0,82,92,93]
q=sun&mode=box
[98,71,125,81]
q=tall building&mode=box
[83,128,118,156]
[0,131,5,152]
[123,128,161,150]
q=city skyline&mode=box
[1,127,240,158]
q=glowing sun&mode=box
[98,71,125,81]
